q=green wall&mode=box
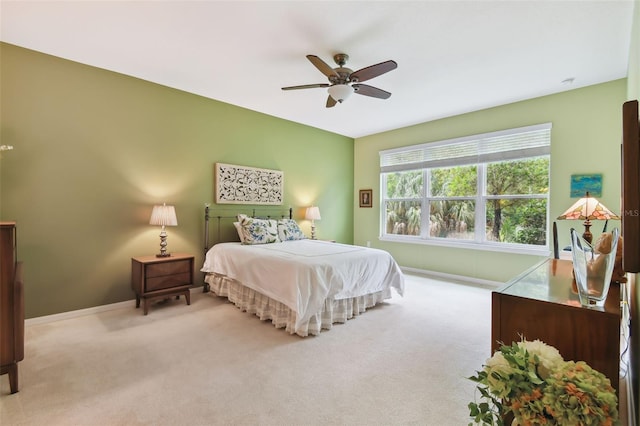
[628,0,640,101]
[0,43,354,318]
[354,79,627,283]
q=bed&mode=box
[201,206,404,336]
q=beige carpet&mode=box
[1,273,494,425]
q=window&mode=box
[380,124,551,253]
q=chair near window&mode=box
[552,221,559,259]
[553,220,612,262]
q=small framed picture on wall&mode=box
[570,173,602,197]
[359,189,373,208]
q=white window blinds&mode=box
[380,123,552,173]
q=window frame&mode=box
[379,124,551,255]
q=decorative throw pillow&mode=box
[233,222,245,243]
[277,219,306,241]
[237,214,279,244]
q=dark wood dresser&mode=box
[492,258,623,393]
[0,221,24,394]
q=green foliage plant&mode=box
[468,339,619,426]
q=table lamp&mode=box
[305,206,321,240]
[149,203,178,257]
[556,192,620,244]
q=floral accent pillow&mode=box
[237,214,279,245]
[277,219,306,241]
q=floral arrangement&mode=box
[468,339,619,425]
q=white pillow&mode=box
[237,214,280,245]
[277,219,306,241]
[233,222,245,243]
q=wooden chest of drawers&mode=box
[492,258,622,393]
[1,222,24,393]
[131,253,194,315]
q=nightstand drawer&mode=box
[146,272,191,292]
[145,259,191,278]
[131,253,195,315]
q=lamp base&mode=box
[582,220,593,244]
[157,229,170,257]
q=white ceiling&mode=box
[0,1,634,138]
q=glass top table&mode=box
[497,258,620,314]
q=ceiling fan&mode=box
[282,53,397,108]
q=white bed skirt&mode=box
[204,273,392,337]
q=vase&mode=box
[570,227,619,307]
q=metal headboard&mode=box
[203,204,293,253]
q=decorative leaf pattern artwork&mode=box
[216,163,283,205]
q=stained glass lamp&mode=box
[557,192,620,244]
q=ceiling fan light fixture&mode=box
[328,84,354,103]
[284,54,396,107]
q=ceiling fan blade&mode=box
[282,83,330,91]
[326,95,337,108]
[307,55,339,78]
[350,60,397,83]
[352,84,392,99]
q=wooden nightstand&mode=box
[131,253,194,315]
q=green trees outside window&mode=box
[382,157,549,247]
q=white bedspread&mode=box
[201,240,404,328]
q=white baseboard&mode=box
[400,266,504,289]
[27,271,498,326]
[26,287,204,326]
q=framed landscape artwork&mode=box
[570,174,602,197]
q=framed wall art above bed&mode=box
[215,163,283,205]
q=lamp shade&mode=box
[305,206,321,221]
[557,192,620,221]
[149,203,178,226]
[327,84,354,103]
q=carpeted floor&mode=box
[1,273,495,425]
